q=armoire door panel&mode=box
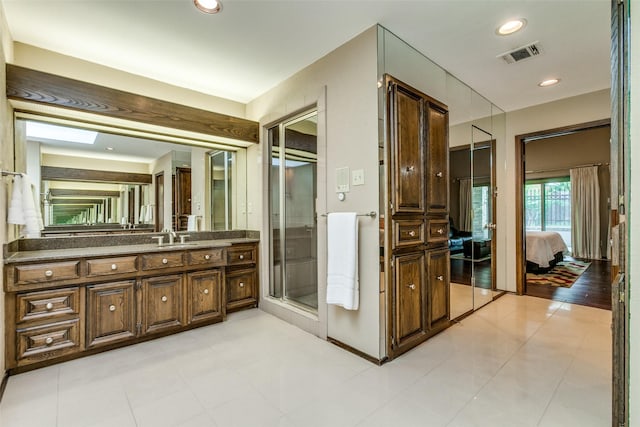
[426,104,449,214]
[390,83,425,215]
[394,252,426,348]
[427,249,450,328]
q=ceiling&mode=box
[1,0,610,114]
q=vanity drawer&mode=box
[393,220,425,247]
[86,256,138,277]
[13,261,81,285]
[426,218,449,244]
[141,252,185,271]
[187,248,225,266]
[16,287,80,324]
[16,319,80,363]
[226,268,257,311]
[227,245,257,266]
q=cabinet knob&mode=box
[436,275,444,281]
[204,289,209,295]
[44,270,53,277]
[435,171,443,178]
[111,264,118,271]
[109,304,116,312]
[204,254,211,260]
[239,282,245,288]
[406,166,415,172]
[437,228,444,235]
[161,295,168,302]
[239,254,245,260]
[45,337,54,346]
[407,283,415,290]
[45,302,54,311]
[162,258,168,264]
[408,230,416,237]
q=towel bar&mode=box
[1,170,22,177]
[321,211,377,218]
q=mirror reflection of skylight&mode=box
[271,158,310,168]
[26,121,98,145]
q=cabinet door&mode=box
[187,270,223,323]
[87,281,136,348]
[389,81,425,216]
[426,103,449,214]
[226,268,258,312]
[142,275,184,334]
[426,248,450,328]
[393,252,426,351]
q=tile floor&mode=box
[0,294,612,427]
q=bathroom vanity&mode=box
[3,233,259,373]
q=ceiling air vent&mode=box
[498,41,542,64]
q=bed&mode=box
[525,231,568,273]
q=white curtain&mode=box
[571,166,601,259]
[459,178,472,232]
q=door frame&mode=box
[513,118,611,295]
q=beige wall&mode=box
[500,89,611,292]
[629,0,639,422]
[0,4,13,382]
[247,27,380,358]
[151,152,173,232]
[42,153,151,174]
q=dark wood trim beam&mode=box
[50,189,121,197]
[50,199,105,205]
[42,166,152,184]
[7,64,259,144]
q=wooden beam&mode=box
[42,166,152,184]
[49,189,121,197]
[7,64,259,144]
[50,199,105,205]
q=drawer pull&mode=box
[44,270,53,278]
[204,254,211,260]
[45,302,54,311]
[406,283,415,290]
[204,289,210,295]
[45,337,54,346]
[239,254,245,260]
[111,264,118,271]
[408,230,416,237]
[109,304,116,312]
[406,166,415,172]
[161,295,168,302]
[435,171,443,178]
[239,282,245,288]
[162,258,168,264]
[437,228,444,235]
[436,275,444,281]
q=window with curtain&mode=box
[525,177,572,250]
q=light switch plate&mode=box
[352,169,365,186]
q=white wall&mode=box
[151,151,173,231]
[501,89,610,292]
[628,0,639,422]
[246,27,380,358]
[191,147,207,230]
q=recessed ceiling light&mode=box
[26,121,98,145]
[497,19,527,36]
[538,78,560,87]
[194,0,221,14]
[106,147,114,151]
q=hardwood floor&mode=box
[525,257,612,310]
[450,257,492,289]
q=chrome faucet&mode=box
[168,230,177,245]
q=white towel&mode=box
[7,174,25,224]
[21,175,43,237]
[145,204,153,222]
[187,214,197,231]
[139,205,146,223]
[326,212,359,310]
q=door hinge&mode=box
[135,280,142,291]
[389,202,393,210]
[391,336,396,347]
[618,273,626,304]
[136,322,142,335]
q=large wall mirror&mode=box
[16,116,248,236]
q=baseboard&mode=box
[327,337,386,366]
[0,371,9,404]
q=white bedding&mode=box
[525,231,568,268]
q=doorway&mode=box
[267,109,319,311]
[154,171,164,232]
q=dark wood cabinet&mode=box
[142,274,184,334]
[174,167,192,231]
[226,268,257,312]
[187,270,223,323]
[86,281,136,348]
[386,75,450,360]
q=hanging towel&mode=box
[145,204,153,222]
[7,174,25,225]
[21,175,43,237]
[187,215,197,231]
[139,205,146,223]
[326,212,359,310]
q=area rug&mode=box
[526,260,591,288]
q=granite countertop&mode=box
[4,238,259,264]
